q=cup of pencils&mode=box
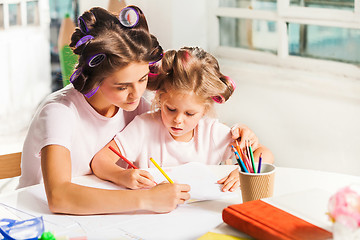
[231,142,276,202]
[238,163,275,203]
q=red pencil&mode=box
[108,145,158,185]
[237,140,253,173]
[109,145,138,169]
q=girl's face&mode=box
[160,89,206,142]
[94,62,149,113]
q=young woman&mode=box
[18,6,190,215]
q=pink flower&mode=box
[328,185,360,229]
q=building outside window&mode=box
[213,0,360,77]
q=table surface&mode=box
[0,165,359,240]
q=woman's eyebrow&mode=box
[114,72,150,86]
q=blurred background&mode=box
[0,0,359,175]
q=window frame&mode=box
[0,0,41,29]
[208,0,360,79]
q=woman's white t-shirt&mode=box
[114,111,233,169]
[18,84,150,188]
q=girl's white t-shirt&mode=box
[18,84,150,188]
[114,111,233,169]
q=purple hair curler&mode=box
[88,53,106,67]
[70,68,82,83]
[75,35,94,48]
[149,53,163,65]
[78,16,89,34]
[119,7,140,28]
[84,85,100,98]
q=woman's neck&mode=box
[85,94,118,118]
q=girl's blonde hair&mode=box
[148,47,235,114]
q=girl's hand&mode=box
[217,169,240,192]
[231,124,259,151]
[117,169,156,189]
[145,183,191,213]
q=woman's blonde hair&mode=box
[148,47,235,115]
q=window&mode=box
[290,0,353,10]
[219,17,278,54]
[213,0,360,74]
[220,0,276,10]
[0,4,4,29]
[27,1,39,25]
[288,23,360,64]
[9,3,21,26]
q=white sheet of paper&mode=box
[145,162,235,201]
[2,163,238,239]
[0,203,33,220]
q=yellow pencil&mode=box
[149,157,174,184]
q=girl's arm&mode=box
[90,140,156,189]
[218,125,274,192]
[218,144,274,192]
[252,144,274,164]
[41,145,190,215]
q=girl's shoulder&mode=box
[197,117,231,138]
[199,117,230,129]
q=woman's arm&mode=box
[90,140,156,189]
[41,145,190,215]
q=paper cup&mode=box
[239,163,275,203]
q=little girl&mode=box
[91,47,274,192]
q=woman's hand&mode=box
[217,169,240,192]
[117,169,156,189]
[144,183,191,213]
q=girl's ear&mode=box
[203,104,210,117]
[203,101,217,118]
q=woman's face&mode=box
[160,90,206,142]
[97,62,149,112]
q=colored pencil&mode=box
[237,141,252,173]
[231,145,249,173]
[243,141,253,173]
[109,146,138,169]
[248,140,256,174]
[231,144,243,171]
[257,153,263,173]
[245,141,252,166]
[235,140,242,158]
[244,152,253,173]
[108,146,158,185]
[150,157,174,184]
[239,147,251,173]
